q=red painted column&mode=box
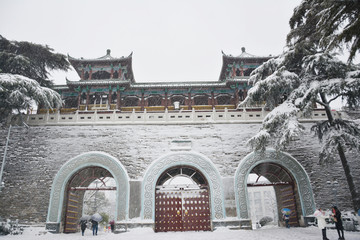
[164,90,168,109]
[141,92,145,111]
[108,89,112,109]
[211,91,215,109]
[234,88,239,108]
[77,93,81,110]
[86,91,90,110]
[117,90,121,110]
[188,92,192,110]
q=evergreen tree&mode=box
[288,0,360,63]
[0,35,69,122]
[241,1,360,211]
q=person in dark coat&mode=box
[332,206,345,240]
[91,219,99,236]
[79,220,87,236]
[109,220,115,232]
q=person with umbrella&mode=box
[281,208,291,228]
[79,215,90,236]
[314,208,329,240]
[91,213,103,236]
[91,219,98,236]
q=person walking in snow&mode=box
[315,208,329,240]
[332,206,345,240]
[109,220,115,233]
[282,212,290,228]
[79,220,87,236]
[91,219,98,236]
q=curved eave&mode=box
[67,52,133,64]
[225,77,250,82]
[52,85,69,90]
[66,79,131,86]
[222,54,273,61]
[131,81,227,89]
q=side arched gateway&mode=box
[234,150,315,224]
[141,151,226,224]
[46,152,130,233]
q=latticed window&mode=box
[238,90,245,101]
[111,92,117,103]
[80,92,87,104]
[147,95,162,106]
[92,70,111,80]
[63,96,78,108]
[171,96,186,105]
[216,95,231,105]
[123,96,139,106]
[113,70,119,79]
[193,95,209,105]
[84,71,89,80]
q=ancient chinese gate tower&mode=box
[0,49,358,234]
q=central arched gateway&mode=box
[155,166,211,232]
[141,151,226,231]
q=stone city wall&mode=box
[0,123,358,223]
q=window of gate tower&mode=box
[155,167,212,232]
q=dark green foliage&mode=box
[288,0,360,63]
[0,35,69,123]
[242,0,360,211]
[0,35,69,87]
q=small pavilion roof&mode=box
[219,47,274,81]
[67,50,135,82]
[67,50,133,63]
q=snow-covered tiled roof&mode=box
[132,81,227,88]
[222,47,270,59]
[66,79,131,86]
[67,50,132,62]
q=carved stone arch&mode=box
[141,151,226,221]
[46,152,130,231]
[234,149,315,219]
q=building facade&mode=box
[0,50,358,234]
[47,47,271,114]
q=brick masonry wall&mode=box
[0,123,359,223]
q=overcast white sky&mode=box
[0,0,302,84]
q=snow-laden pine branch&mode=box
[0,73,63,120]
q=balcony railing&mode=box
[25,107,337,126]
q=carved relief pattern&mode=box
[48,152,129,223]
[235,151,315,219]
[143,152,225,220]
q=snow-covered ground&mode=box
[2,226,360,240]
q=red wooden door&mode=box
[64,191,79,233]
[155,188,211,232]
[280,185,299,227]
